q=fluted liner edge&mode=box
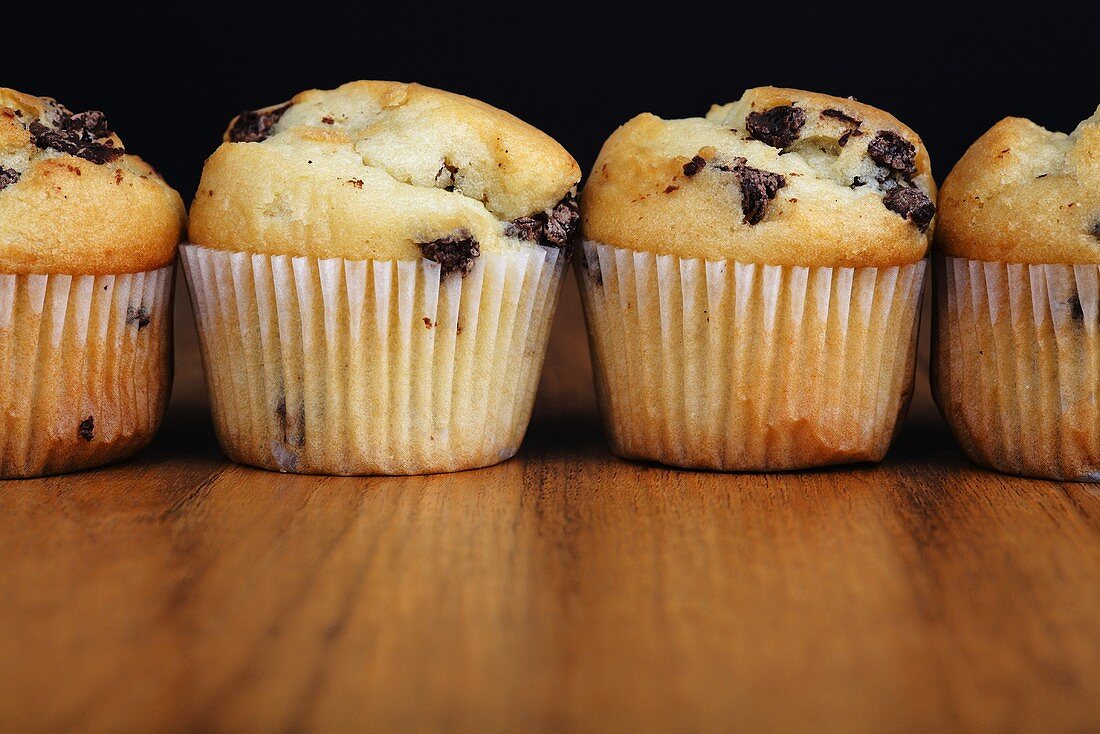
[0,265,173,478]
[180,244,564,475]
[577,241,925,471]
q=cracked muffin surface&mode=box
[0,88,185,274]
[937,106,1100,264]
[581,87,936,266]
[189,81,582,263]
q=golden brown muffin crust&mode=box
[0,88,185,275]
[936,108,1100,264]
[189,81,582,262]
[581,87,937,267]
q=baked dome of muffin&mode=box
[937,107,1100,264]
[0,88,185,275]
[581,87,937,267]
[189,81,582,270]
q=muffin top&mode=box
[937,107,1100,264]
[0,88,185,275]
[189,81,582,272]
[581,87,936,267]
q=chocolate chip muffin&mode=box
[0,88,184,478]
[933,105,1100,480]
[183,81,580,475]
[578,87,935,471]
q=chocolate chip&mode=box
[418,229,481,276]
[868,130,917,178]
[543,194,581,249]
[75,110,110,138]
[28,108,125,165]
[821,108,862,126]
[321,116,335,125]
[78,416,94,442]
[505,216,542,242]
[275,397,306,447]
[851,177,866,188]
[692,156,787,225]
[882,186,936,231]
[735,164,787,225]
[745,105,807,149]
[126,305,151,330]
[504,192,581,251]
[0,166,19,191]
[683,155,707,177]
[1068,294,1084,321]
[228,103,292,143]
[1090,221,1100,241]
[821,107,866,146]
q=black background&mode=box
[3,3,1098,203]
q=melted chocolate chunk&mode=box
[0,166,19,191]
[1090,220,1100,241]
[75,110,110,138]
[735,164,787,225]
[504,193,581,251]
[228,103,292,143]
[418,229,481,276]
[838,128,864,147]
[275,397,306,447]
[822,108,866,147]
[693,157,787,225]
[28,108,124,164]
[543,194,581,248]
[1068,294,1084,322]
[882,186,936,231]
[504,215,542,243]
[745,105,806,149]
[851,176,866,188]
[78,416,95,442]
[126,305,151,330]
[868,130,917,178]
[683,155,707,177]
[681,155,786,224]
[821,108,862,126]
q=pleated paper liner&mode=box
[180,243,566,476]
[576,241,926,471]
[0,265,174,478]
[934,254,1100,481]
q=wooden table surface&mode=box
[1,275,1098,734]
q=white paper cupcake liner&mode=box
[576,241,926,471]
[0,265,173,478]
[180,243,566,475]
[933,254,1100,481]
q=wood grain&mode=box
[0,276,1098,733]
